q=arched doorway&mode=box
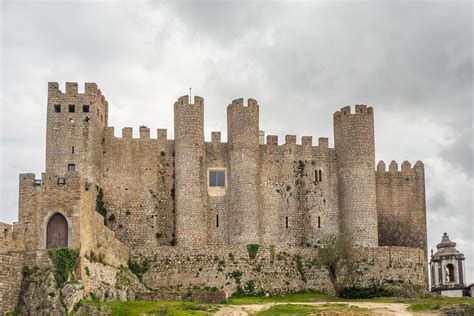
[46,213,68,248]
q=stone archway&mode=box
[46,213,68,248]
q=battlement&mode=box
[175,95,204,107]
[48,82,107,104]
[19,172,85,190]
[376,160,425,176]
[105,126,169,141]
[227,98,259,112]
[333,104,373,120]
[264,135,331,149]
[211,131,221,143]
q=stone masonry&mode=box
[0,82,429,312]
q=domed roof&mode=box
[432,233,464,259]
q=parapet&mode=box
[285,135,296,145]
[106,127,169,141]
[333,104,373,121]
[302,136,312,147]
[376,160,425,177]
[318,138,328,148]
[227,98,259,113]
[211,131,221,143]
[267,135,278,146]
[139,126,150,139]
[175,95,204,107]
[122,127,133,138]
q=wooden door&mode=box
[46,213,68,248]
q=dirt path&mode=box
[214,301,436,315]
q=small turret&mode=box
[334,104,378,247]
[227,98,260,244]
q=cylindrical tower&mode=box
[174,95,207,246]
[227,98,260,244]
[334,105,378,247]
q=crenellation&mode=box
[211,131,221,142]
[318,137,328,148]
[377,160,386,172]
[285,135,296,145]
[266,135,278,146]
[139,126,151,139]
[157,128,167,141]
[66,82,78,96]
[302,136,312,147]
[122,127,133,138]
[389,160,398,173]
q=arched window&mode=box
[46,213,68,249]
[445,264,455,283]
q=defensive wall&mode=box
[132,245,427,297]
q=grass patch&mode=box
[227,291,334,305]
[254,303,370,316]
[407,296,474,312]
[79,300,218,315]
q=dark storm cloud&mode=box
[1,0,472,281]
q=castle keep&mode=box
[0,82,429,313]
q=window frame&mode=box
[67,164,76,172]
[208,169,226,188]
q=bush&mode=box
[246,244,260,259]
[48,247,80,288]
[339,285,394,299]
[128,258,150,280]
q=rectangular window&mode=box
[68,164,75,172]
[68,104,75,112]
[54,104,61,113]
[58,177,66,185]
[83,105,89,112]
[209,170,225,187]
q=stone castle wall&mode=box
[132,245,427,297]
[376,160,427,251]
[0,252,24,314]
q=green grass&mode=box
[227,291,335,305]
[77,300,218,315]
[254,303,370,316]
[406,296,474,312]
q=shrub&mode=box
[128,258,150,280]
[269,245,276,261]
[48,247,80,288]
[246,244,260,259]
[96,186,108,225]
[339,285,394,299]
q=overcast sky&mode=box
[1,0,472,283]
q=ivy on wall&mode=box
[48,247,80,288]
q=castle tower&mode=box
[174,95,207,246]
[334,105,378,247]
[45,82,108,183]
[430,233,467,297]
[227,98,260,244]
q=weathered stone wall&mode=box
[0,252,24,314]
[227,98,261,244]
[376,160,427,252]
[174,95,208,246]
[334,105,378,247]
[101,127,175,248]
[46,82,107,184]
[133,245,427,297]
[259,136,340,246]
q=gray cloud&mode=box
[1,0,472,282]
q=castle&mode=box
[0,82,429,313]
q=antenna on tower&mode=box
[189,87,192,101]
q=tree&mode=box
[317,233,352,296]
